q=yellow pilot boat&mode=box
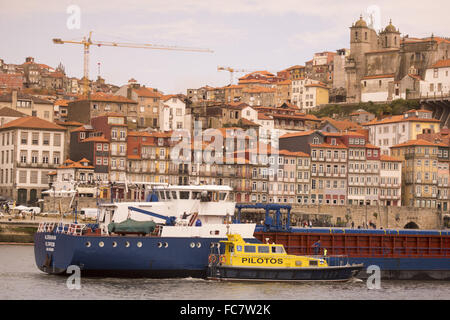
[207,234,363,282]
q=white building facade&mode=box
[0,117,65,204]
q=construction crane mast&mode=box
[53,32,214,96]
[217,66,257,85]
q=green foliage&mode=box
[311,99,420,119]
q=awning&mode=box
[42,189,76,194]
[77,187,96,194]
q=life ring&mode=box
[219,255,226,264]
[208,254,217,264]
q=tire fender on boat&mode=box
[209,254,217,264]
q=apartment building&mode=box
[91,114,128,184]
[69,124,110,183]
[391,139,441,208]
[420,59,450,97]
[364,109,441,155]
[115,81,162,129]
[67,93,137,126]
[379,155,402,207]
[0,90,54,122]
[0,116,65,204]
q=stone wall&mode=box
[43,196,99,213]
[289,204,443,230]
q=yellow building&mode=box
[303,83,329,110]
[391,139,440,208]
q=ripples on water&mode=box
[1,245,450,300]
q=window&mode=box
[53,152,60,165]
[43,133,50,145]
[271,246,284,253]
[244,245,256,253]
[434,69,439,78]
[32,132,39,145]
[53,134,61,146]
[258,246,270,253]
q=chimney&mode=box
[11,90,18,109]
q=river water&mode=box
[1,244,450,300]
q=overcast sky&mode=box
[0,0,448,94]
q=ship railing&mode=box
[37,222,57,233]
[53,222,86,236]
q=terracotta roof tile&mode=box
[380,155,402,162]
[280,130,315,139]
[133,87,162,98]
[0,116,65,131]
[430,59,450,69]
[391,139,441,148]
[0,107,27,117]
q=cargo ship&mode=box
[34,185,257,278]
[34,186,450,280]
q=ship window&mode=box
[244,245,256,253]
[159,191,166,200]
[258,246,270,253]
[219,192,227,201]
[228,244,234,253]
[295,261,302,266]
[180,191,190,199]
[236,245,242,252]
[271,246,284,254]
[171,191,178,199]
[192,192,201,199]
[165,191,171,199]
[309,260,318,266]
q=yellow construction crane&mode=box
[217,66,259,85]
[53,31,214,96]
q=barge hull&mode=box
[255,229,450,280]
[208,265,363,282]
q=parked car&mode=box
[24,207,41,214]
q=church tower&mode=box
[346,15,377,103]
[380,20,401,49]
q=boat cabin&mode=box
[219,234,328,268]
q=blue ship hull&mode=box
[34,232,258,278]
